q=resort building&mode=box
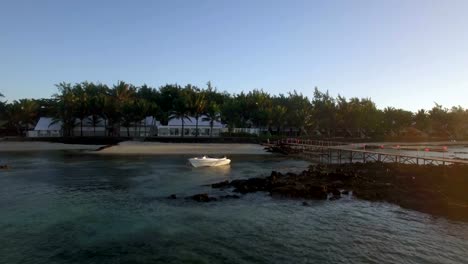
[27,117,62,137]
[157,115,225,137]
[27,116,267,138]
[27,117,108,137]
[27,116,160,137]
[119,116,159,137]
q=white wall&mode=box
[224,128,261,135]
[119,126,155,137]
[157,126,222,137]
[27,130,62,137]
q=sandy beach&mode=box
[0,141,104,152]
[94,141,270,155]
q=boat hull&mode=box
[189,157,231,167]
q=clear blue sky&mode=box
[1,0,467,111]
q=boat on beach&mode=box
[188,156,231,167]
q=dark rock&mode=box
[353,189,384,202]
[197,162,468,221]
[329,180,345,189]
[211,180,230,189]
[302,201,310,206]
[232,178,268,194]
[270,185,301,198]
[269,171,281,182]
[270,171,280,178]
[168,194,177,199]
[329,195,341,201]
[270,183,327,200]
[220,195,240,199]
[188,193,217,202]
[330,188,341,196]
[306,184,328,200]
[230,179,247,188]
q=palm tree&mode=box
[5,99,39,136]
[272,105,287,136]
[202,103,221,137]
[84,83,107,136]
[190,92,207,137]
[120,100,137,137]
[113,81,136,102]
[170,97,191,138]
[133,100,150,137]
[102,94,118,136]
[112,81,136,136]
[146,102,159,136]
[53,82,80,136]
[72,83,89,136]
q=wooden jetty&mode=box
[274,139,468,166]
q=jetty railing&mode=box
[275,139,468,166]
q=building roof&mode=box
[34,117,62,131]
[142,116,161,126]
[167,115,224,127]
[34,116,159,131]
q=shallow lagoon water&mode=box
[1,151,467,264]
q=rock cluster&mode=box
[209,162,468,221]
[167,193,240,202]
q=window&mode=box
[170,128,179,136]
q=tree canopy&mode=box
[1,82,467,139]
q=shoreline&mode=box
[1,140,467,154]
[0,141,104,152]
[0,141,270,155]
[93,141,271,155]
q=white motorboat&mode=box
[188,156,231,167]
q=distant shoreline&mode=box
[0,141,271,155]
[0,141,104,152]
[0,138,466,154]
[93,142,271,155]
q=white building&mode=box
[27,117,62,137]
[27,117,107,137]
[28,115,264,138]
[28,116,159,137]
[74,117,106,136]
[157,115,225,137]
[119,116,159,137]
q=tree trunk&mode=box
[195,115,199,137]
[80,119,83,137]
[210,121,214,138]
[127,127,130,137]
[181,119,184,138]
